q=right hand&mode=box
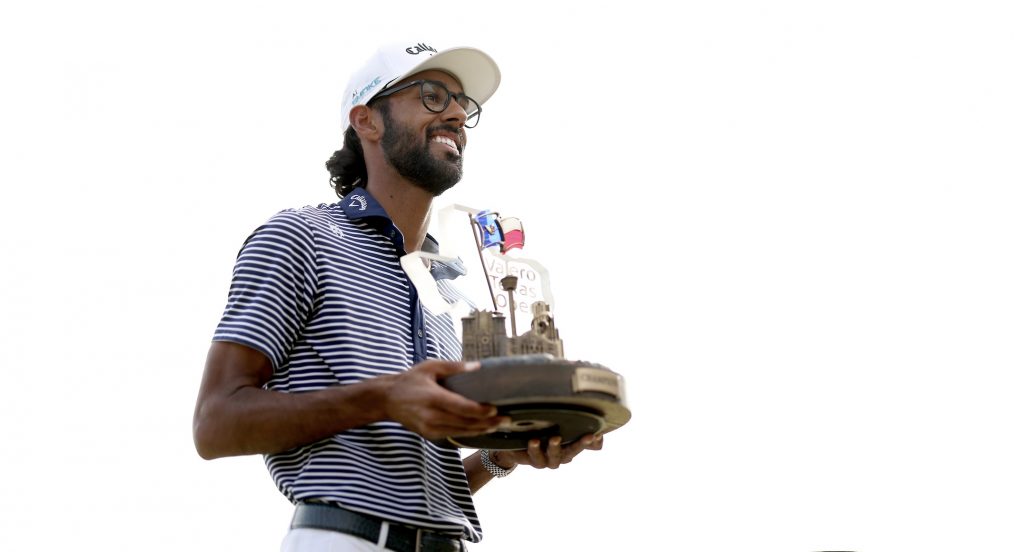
[383,360,509,441]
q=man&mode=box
[193,41,601,551]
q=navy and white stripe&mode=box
[213,191,481,541]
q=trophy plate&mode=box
[438,355,631,450]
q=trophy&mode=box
[401,205,631,450]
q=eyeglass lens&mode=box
[420,81,480,127]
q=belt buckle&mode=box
[414,526,464,552]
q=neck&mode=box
[363,176,434,255]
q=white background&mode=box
[2,1,1028,551]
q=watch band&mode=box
[480,449,516,478]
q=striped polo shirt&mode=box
[212,189,482,541]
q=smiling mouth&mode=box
[430,135,461,156]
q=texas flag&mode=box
[499,217,524,253]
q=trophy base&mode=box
[437,355,631,450]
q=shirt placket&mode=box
[384,223,429,365]
[412,300,428,364]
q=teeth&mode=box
[432,136,458,152]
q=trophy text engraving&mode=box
[572,368,624,399]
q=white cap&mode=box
[341,41,502,131]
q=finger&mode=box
[558,435,590,463]
[416,360,480,378]
[561,434,597,463]
[453,413,510,429]
[545,436,562,469]
[418,416,504,439]
[422,411,509,434]
[578,433,600,450]
[413,366,499,419]
[425,425,498,440]
[526,439,547,468]
[425,384,499,418]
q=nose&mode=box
[441,92,468,128]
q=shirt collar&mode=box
[340,188,390,221]
[339,189,466,280]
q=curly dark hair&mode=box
[326,126,366,198]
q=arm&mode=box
[192,341,508,460]
[464,450,501,494]
[463,434,605,494]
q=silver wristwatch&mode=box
[480,449,516,478]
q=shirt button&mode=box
[417,329,424,338]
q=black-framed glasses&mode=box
[372,79,482,128]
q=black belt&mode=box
[291,503,464,552]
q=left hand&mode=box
[495,433,603,470]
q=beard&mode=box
[379,105,463,196]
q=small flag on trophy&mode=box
[463,207,531,312]
[499,217,524,253]
[474,210,504,249]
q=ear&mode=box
[350,105,380,142]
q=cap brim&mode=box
[388,46,501,107]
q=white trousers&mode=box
[280,528,384,552]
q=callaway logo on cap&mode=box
[341,41,502,131]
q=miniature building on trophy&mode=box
[462,310,510,360]
[461,301,564,361]
[510,302,564,358]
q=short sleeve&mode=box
[212,209,318,371]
